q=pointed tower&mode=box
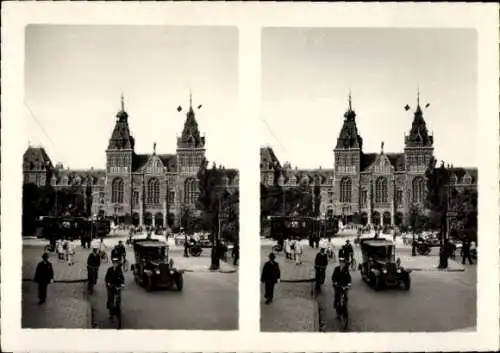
[333,92,362,221]
[404,90,434,173]
[105,94,134,218]
[176,93,206,210]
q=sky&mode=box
[261,28,478,169]
[25,25,238,169]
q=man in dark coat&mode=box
[34,252,54,304]
[261,252,281,304]
[87,247,101,293]
[314,247,329,286]
[462,239,474,265]
[332,258,352,314]
[105,258,125,316]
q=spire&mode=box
[336,91,362,150]
[116,93,128,122]
[108,94,134,150]
[177,93,205,149]
[153,142,156,155]
[404,89,433,148]
[381,141,384,154]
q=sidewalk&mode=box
[399,254,465,272]
[260,245,318,332]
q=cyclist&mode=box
[332,257,352,316]
[314,247,329,290]
[339,240,354,267]
[105,258,125,317]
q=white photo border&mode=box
[1,2,499,352]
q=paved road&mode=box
[89,261,238,330]
[261,242,476,332]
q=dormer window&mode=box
[450,174,457,185]
[463,173,472,184]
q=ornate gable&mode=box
[367,153,394,174]
[140,154,165,175]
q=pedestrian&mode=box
[294,238,303,265]
[290,237,296,260]
[87,247,101,293]
[66,239,75,266]
[56,239,64,260]
[284,238,291,260]
[261,252,281,304]
[462,239,474,265]
[332,258,352,316]
[34,252,54,304]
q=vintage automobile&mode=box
[358,237,411,291]
[130,239,184,292]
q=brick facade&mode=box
[260,96,477,226]
[23,96,238,226]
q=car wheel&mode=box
[175,275,184,291]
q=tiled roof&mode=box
[360,152,405,172]
[52,168,106,185]
[23,147,53,170]
[260,146,281,169]
[281,168,334,185]
[132,153,177,172]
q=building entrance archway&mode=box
[372,211,381,226]
[383,212,391,226]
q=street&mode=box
[22,235,238,330]
[260,234,476,332]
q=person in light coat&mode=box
[294,238,303,265]
[65,239,75,266]
[284,238,291,260]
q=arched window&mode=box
[340,177,352,203]
[111,178,124,203]
[412,177,425,204]
[184,178,198,205]
[147,178,160,204]
[375,177,388,203]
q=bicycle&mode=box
[334,284,351,331]
[314,267,326,296]
[108,284,124,329]
[87,266,99,294]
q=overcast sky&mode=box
[25,25,238,169]
[261,28,477,169]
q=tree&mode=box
[313,179,321,217]
[197,158,225,270]
[425,157,451,268]
[408,203,427,256]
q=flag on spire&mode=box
[425,103,430,108]
[197,104,202,110]
[177,106,182,112]
[404,104,410,111]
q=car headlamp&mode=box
[170,270,174,275]
[382,268,388,274]
[155,269,160,275]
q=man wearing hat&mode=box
[314,247,329,288]
[260,252,281,304]
[34,252,54,304]
[331,257,352,314]
[105,257,125,316]
[87,247,101,293]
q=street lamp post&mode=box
[210,194,222,271]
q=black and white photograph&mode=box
[260,27,479,332]
[2,2,498,353]
[20,25,239,330]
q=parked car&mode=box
[130,239,184,292]
[358,237,411,291]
